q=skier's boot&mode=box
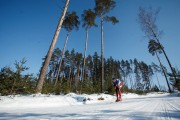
[119,95,122,101]
[116,98,120,102]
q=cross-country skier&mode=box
[112,78,123,102]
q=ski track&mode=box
[151,97,180,120]
[0,95,179,120]
[109,98,159,120]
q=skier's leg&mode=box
[119,90,122,101]
[116,88,121,101]
[115,88,119,102]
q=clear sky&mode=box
[0,0,180,77]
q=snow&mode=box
[0,92,180,120]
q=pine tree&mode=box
[36,0,70,93]
[94,0,119,93]
[55,11,80,86]
[138,7,177,87]
[148,39,171,92]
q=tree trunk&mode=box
[10,77,16,95]
[155,72,161,90]
[101,15,104,93]
[55,32,70,86]
[36,0,70,93]
[82,28,88,82]
[155,51,171,93]
[152,31,177,83]
[75,61,81,92]
[148,78,152,90]
[68,67,72,92]
[129,75,133,89]
[53,64,58,81]
[80,28,88,93]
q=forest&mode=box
[0,48,179,96]
[0,0,180,96]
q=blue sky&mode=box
[0,0,180,78]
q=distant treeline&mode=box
[0,48,179,96]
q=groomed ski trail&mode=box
[0,94,179,120]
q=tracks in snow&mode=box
[0,95,179,120]
[108,96,180,120]
[158,98,180,120]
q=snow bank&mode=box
[0,92,169,108]
[0,94,79,108]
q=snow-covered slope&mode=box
[0,92,179,120]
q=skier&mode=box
[112,78,123,102]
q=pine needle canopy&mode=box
[82,9,97,29]
[94,0,116,16]
[148,39,162,56]
[63,11,80,32]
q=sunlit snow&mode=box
[0,92,179,120]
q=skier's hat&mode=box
[112,77,115,80]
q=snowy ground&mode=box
[0,92,180,120]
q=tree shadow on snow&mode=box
[0,109,179,119]
[0,112,88,119]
